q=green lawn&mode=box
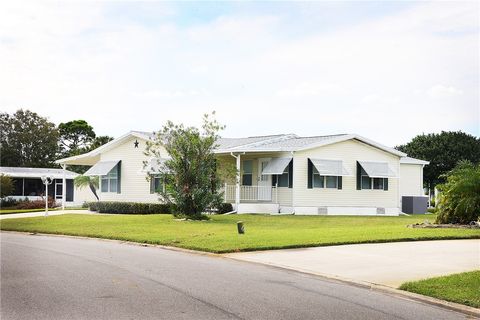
[0,207,85,215]
[1,214,479,253]
[400,271,480,308]
[0,208,61,215]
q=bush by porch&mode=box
[1,214,479,253]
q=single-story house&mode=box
[0,167,96,207]
[55,131,429,215]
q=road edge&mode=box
[2,230,479,318]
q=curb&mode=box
[223,255,480,318]
[2,231,479,318]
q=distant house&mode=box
[56,131,429,215]
[0,167,95,206]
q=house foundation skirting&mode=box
[236,204,400,216]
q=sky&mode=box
[1,1,479,147]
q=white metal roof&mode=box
[84,160,120,176]
[142,158,170,174]
[400,157,430,165]
[55,130,408,166]
[261,157,292,175]
[310,159,351,176]
[0,167,78,179]
[358,161,398,178]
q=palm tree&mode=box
[74,175,99,201]
[436,161,480,224]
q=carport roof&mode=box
[0,167,78,179]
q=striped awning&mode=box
[358,161,397,178]
[84,160,120,176]
[310,159,351,176]
[262,157,292,175]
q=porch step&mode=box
[237,203,279,214]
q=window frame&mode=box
[276,166,289,187]
[100,164,119,193]
[361,175,387,190]
[242,160,253,186]
[150,174,165,194]
[312,167,340,189]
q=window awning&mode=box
[358,161,397,178]
[84,160,120,176]
[262,157,292,175]
[143,158,169,174]
[310,159,351,176]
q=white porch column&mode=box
[61,164,67,210]
[235,154,241,211]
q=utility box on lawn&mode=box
[402,196,428,214]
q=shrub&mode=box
[0,175,14,198]
[436,161,480,224]
[86,201,171,214]
[88,201,99,211]
[15,197,57,209]
[216,202,233,214]
[1,197,20,208]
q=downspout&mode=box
[291,151,295,215]
[228,152,243,214]
[62,164,67,211]
[397,160,401,214]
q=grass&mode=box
[0,208,62,215]
[400,271,480,308]
[1,214,479,253]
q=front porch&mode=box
[223,185,293,214]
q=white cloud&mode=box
[0,1,478,144]
[276,82,346,97]
[427,85,464,98]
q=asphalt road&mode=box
[0,233,471,320]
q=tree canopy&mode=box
[1,110,113,170]
[58,120,96,157]
[145,112,233,219]
[396,131,480,188]
[0,109,59,167]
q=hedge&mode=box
[86,201,233,215]
[87,201,171,214]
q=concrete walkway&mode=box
[0,209,96,220]
[225,239,480,287]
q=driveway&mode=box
[225,239,480,287]
[1,232,470,320]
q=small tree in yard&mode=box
[145,112,232,220]
[436,161,480,224]
[0,174,14,198]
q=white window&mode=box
[242,160,253,186]
[277,166,289,187]
[101,165,119,193]
[150,174,164,193]
[312,167,339,189]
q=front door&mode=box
[55,182,63,200]
[257,158,272,201]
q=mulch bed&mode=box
[408,222,480,229]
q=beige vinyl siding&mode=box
[99,137,165,203]
[72,186,96,204]
[293,139,400,208]
[277,188,292,206]
[399,163,424,197]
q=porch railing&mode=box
[223,184,278,202]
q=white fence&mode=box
[223,185,278,202]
